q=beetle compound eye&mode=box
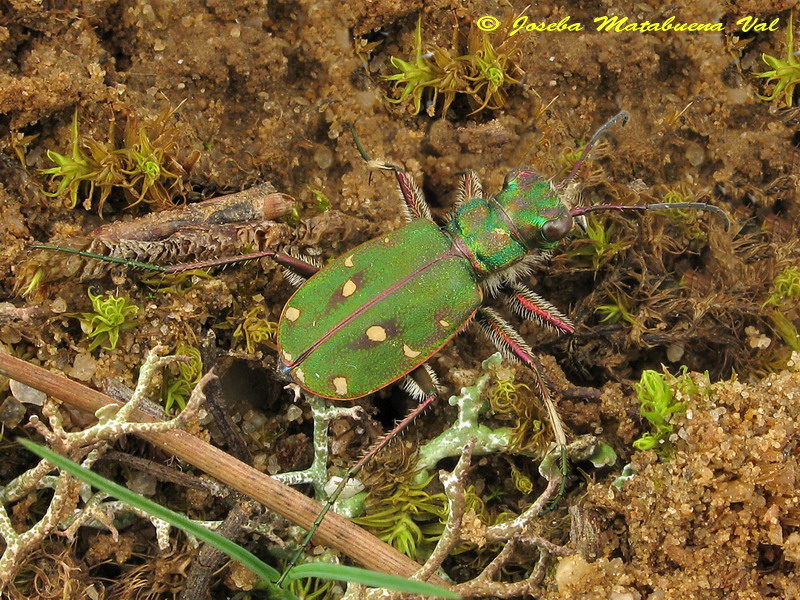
[542,212,573,241]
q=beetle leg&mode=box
[393,167,433,222]
[365,160,433,222]
[365,161,433,222]
[345,122,433,222]
[506,283,576,335]
[279,389,439,583]
[364,160,434,221]
[279,248,322,287]
[475,307,567,447]
[458,169,483,205]
[402,363,442,400]
[475,306,569,508]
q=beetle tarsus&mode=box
[347,122,434,221]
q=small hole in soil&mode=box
[371,386,414,428]
[218,359,278,412]
[757,543,783,572]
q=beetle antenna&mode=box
[570,201,731,231]
[30,243,172,272]
[558,110,629,189]
[345,122,403,173]
[345,122,371,162]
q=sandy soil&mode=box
[0,0,798,598]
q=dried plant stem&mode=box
[0,352,442,584]
[1,347,208,585]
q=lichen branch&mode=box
[0,346,213,589]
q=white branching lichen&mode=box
[0,346,210,588]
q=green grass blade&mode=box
[18,439,283,584]
[287,564,459,598]
[19,439,458,598]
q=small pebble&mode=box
[10,379,46,406]
[0,396,27,428]
[70,353,97,382]
[127,471,157,496]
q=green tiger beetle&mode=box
[32,110,730,581]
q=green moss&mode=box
[488,372,545,454]
[19,267,44,298]
[40,109,109,210]
[308,187,331,213]
[232,305,279,353]
[78,288,140,351]
[40,105,187,214]
[770,310,800,352]
[385,18,441,115]
[764,266,800,308]
[755,12,800,107]
[386,15,522,116]
[461,25,522,112]
[762,266,800,354]
[509,461,534,494]
[118,104,186,209]
[565,215,631,271]
[631,368,706,457]
[595,292,638,326]
[161,343,203,412]
[287,569,337,600]
[352,471,447,559]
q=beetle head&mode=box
[494,168,573,250]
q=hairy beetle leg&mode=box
[279,249,323,287]
[402,363,442,401]
[475,307,570,508]
[506,283,576,336]
[456,169,483,207]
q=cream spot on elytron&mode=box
[403,344,421,358]
[344,255,354,267]
[342,279,357,297]
[282,350,293,362]
[439,319,450,327]
[333,377,348,396]
[366,325,387,342]
[285,307,300,321]
[294,368,305,383]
